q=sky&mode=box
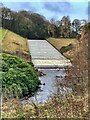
[2,0,89,21]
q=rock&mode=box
[43,83,45,85]
[61,76,63,78]
[39,71,46,76]
[56,75,61,78]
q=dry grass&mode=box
[2,94,88,119]
[2,30,29,54]
[48,38,77,49]
[48,37,80,60]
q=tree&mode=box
[48,18,56,37]
[1,7,49,39]
[2,7,12,29]
[60,16,71,38]
[72,19,81,34]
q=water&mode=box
[23,40,72,105]
[21,68,72,105]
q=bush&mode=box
[0,53,40,100]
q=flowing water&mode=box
[21,68,72,105]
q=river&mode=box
[21,68,72,105]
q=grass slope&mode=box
[48,38,77,49]
[2,30,29,53]
[0,28,6,40]
[0,28,31,61]
[48,37,79,60]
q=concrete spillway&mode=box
[28,40,71,68]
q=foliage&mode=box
[60,16,71,38]
[62,24,89,118]
[0,53,41,99]
[1,24,89,120]
[1,7,48,39]
[2,94,88,119]
[1,7,87,39]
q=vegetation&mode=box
[59,43,73,53]
[1,7,87,39]
[0,28,31,61]
[1,5,89,119]
[2,29,28,53]
[0,28,6,40]
[67,24,89,96]
[48,38,77,49]
[48,38,79,60]
[2,94,88,119]
[0,53,41,100]
[2,23,89,119]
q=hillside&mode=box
[0,28,31,62]
[48,38,79,60]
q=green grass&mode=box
[0,28,6,40]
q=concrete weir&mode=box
[28,40,71,68]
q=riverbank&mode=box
[2,93,88,118]
[21,68,73,105]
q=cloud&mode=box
[88,2,90,21]
[3,2,37,12]
[43,2,72,13]
[3,2,88,21]
[18,2,37,11]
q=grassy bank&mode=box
[2,30,29,53]
[48,38,79,60]
[0,28,31,61]
[0,28,6,40]
[2,94,88,118]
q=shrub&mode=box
[0,53,40,100]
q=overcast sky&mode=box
[3,1,89,21]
